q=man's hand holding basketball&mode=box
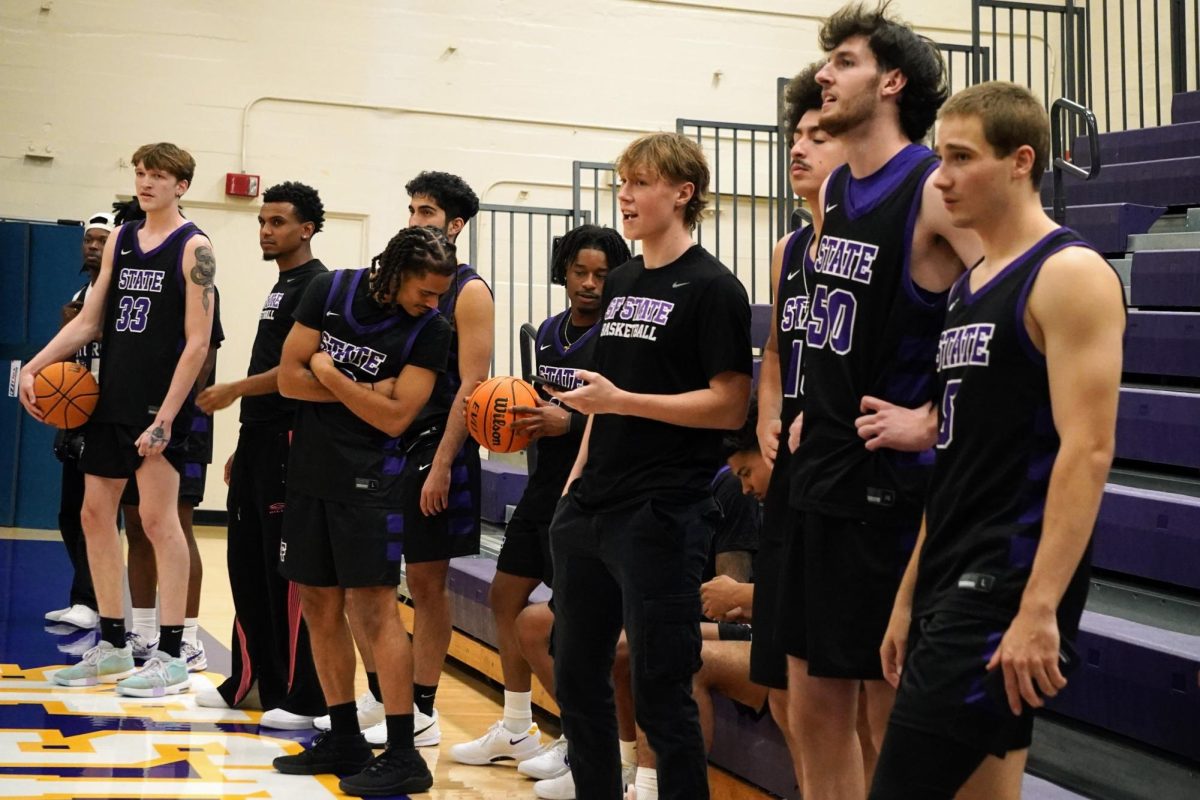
[547,370,623,415]
[511,396,570,439]
[16,369,45,422]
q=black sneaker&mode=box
[338,746,434,796]
[273,731,373,775]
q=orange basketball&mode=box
[34,362,99,430]
[466,376,539,453]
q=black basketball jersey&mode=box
[776,225,816,427]
[574,245,752,509]
[71,281,102,378]
[288,268,453,506]
[511,309,599,522]
[790,145,946,523]
[916,229,1102,629]
[411,264,493,432]
[92,220,202,428]
[240,259,329,428]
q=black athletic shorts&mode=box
[399,433,482,563]
[278,491,405,588]
[120,460,207,507]
[888,611,1041,758]
[496,511,552,587]
[748,443,791,690]
[780,508,917,678]
[79,421,186,479]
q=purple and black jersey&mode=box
[288,268,452,506]
[916,228,1109,629]
[790,145,947,523]
[92,220,202,428]
[511,309,599,522]
[776,224,815,428]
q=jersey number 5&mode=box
[937,379,963,450]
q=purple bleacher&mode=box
[1124,310,1200,378]
[1116,387,1200,469]
[445,556,551,645]
[709,696,798,799]
[751,303,771,348]
[1172,91,1200,124]
[1129,249,1200,308]
[1040,156,1200,208]
[1021,776,1087,799]
[480,458,528,523]
[1045,203,1165,254]
[1094,480,1200,591]
[1074,121,1200,167]
[1047,611,1200,762]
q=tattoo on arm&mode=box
[191,245,217,314]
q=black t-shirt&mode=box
[240,259,329,428]
[917,229,1106,633]
[704,466,761,582]
[574,245,753,509]
[511,309,598,522]
[790,145,947,524]
[92,220,202,428]
[70,281,102,374]
[287,268,452,506]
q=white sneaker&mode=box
[519,735,570,779]
[260,707,316,730]
[313,691,384,731]
[45,606,72,623]
[115,652,189,697]
[57,604,99,629]
[449,720,541,765]
[414,705,441,747]
[195,683,261,710]
[534,768,576,800]
[125,631,159,661]
[180,640,207,673]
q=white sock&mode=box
[635,767,658,799]
[502,689,533,733]
[183,617,199,646]
[619,738,637,766]
[131,607,156,640]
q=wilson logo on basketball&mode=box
[465,376,538,454]
[490,397,509,447]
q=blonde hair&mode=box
[616,133,710,229]
[939,82,1050,187]
[131,142,195,184]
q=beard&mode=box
[819,78,881,137]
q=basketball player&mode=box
[44,211,113,631]
[344,171,489,748]
[18,142,216,697]
[193,182,328,729]
[548,132,752,800]
[271,226,456,796]
[449,224,629,769]
[750,63,845,795]
[871,82,1124,800]
[782,5,983,797]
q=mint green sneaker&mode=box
[115,651,190,697]
[53,641,135,686]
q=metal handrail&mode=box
[1050,97,1101,224]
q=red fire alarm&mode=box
[225,173,261,198]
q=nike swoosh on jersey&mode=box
[786,269,803,281]
[672,281,690,288]
[325,311,341,317]
[418,463,431,471]
[825,203,838,213]
[120,249,134,255]
[539,344,552,351]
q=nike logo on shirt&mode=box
[672,281,690,288]
[325,311,341,317]
[418,463,431,471]
[825,203,838,213]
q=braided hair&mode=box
[550,224,632,285]
[368,225,456,311]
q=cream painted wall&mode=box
[2,0,1093,512]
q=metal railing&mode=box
[1050,97,1102,223]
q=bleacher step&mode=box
[1096,468,1200,592]
[1172,91,1200,124]
[1074,121,1200,167]
[1041,155,1200,208]
[1115,385,1200,469]
[1127,230,1200,250]
[1049,203,1165,255]
[1124,309,1200,378]
[1129,249,1200,308]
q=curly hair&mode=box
[550,224,631,285]
[262,181,325,233]
[781,61,827,140]
[721,392,759,460]
[368,226,457,311]
[819,1,948,143]
[404,171,480,225]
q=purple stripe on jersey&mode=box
[1017,499,1046,526]
[964,676,988,706]
[387,541,404,562]
[1025,451,1055,482]
[1009,532,1040,567]
[1014,231,1085,364]
[343,270,404,336]
[384,436,402,451]
[900,161,946,309]
[386,513,404,534]
[323,270,346,316]
[448,515,475,536]
[448,489,473,511]
[964,228,1064,307]
[382,456,406,475]
[131,220,198,259]
[844,144,932,220]
[450,463,469,485]
[190,415,209,433]
[185,462,203,479]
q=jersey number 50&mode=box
[805,286,856,354]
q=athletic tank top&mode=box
[288,268,450,506]
[916,228,1104,630]
[790,145,946,523]
[92,220,201,427]
[776,225,815,428]
[411,264,492,432]
[512,309,599,522]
